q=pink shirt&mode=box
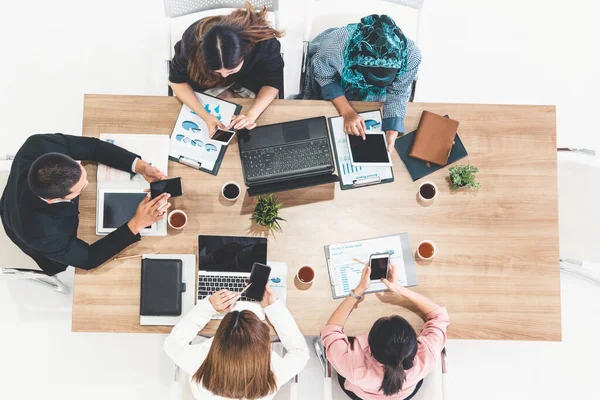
[321,307,450,400]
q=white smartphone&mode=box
[211,128,236,145]
[369,253,390,282]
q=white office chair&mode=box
[299,0,425,97]
[313,338,447,400]
[0,171,69,294]
[557,148,600,286]
[163,0,282,95]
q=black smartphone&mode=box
[211,129,236,145]
[245,262,271,301]
[369,253,390,281]
[150,177,183,199]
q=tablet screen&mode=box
[348,134,389,163]
[103,192,147,229]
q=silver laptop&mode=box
[197,235,267,320]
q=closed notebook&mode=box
[409,111,460,166]
[140,258,186,316]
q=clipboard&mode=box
[327,109,395,190]
[169,92,242,175]
[324,232,417,299]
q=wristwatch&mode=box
[349,289,363,300]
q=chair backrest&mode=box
[0,171,41,270]
[304,0,424,43]
[557,152,600,263]
[164,0,279,18]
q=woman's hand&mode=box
[354,264,371,296]
[229,113,258,130]
[385,130,399,153]
[381,260,407,295]
[260,283,277,308]
[209,289,239,313]
[203,114,228,136]
[342,109,366,139]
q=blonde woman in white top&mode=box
[164,285,309,400]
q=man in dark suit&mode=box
[0,133,172,276]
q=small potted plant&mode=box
[251,194,286,231]
[449,164,481,191]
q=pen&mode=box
[114,252,160,261]
[353,257,367,265]
[238,283,252,296]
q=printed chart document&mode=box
[325,233,417,299]
[329,110,394,188]
[169,92,241,174]
[267,261,288,306]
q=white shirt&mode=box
[164,298,309,400]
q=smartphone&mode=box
[211,129,236,145]
[245,262,271,301]
[369,253,390,282]
[150,177,183,199]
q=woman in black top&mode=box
[169,5,284,134]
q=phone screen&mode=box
[150,178,183,199]
[246,263,271,301]
[369,256,389,280]
[212,129,235,144]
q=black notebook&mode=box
[395,115,468,181]
[140,258,187,316]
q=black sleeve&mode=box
[40,224,141,270]
[255,39,284,93]
[169,39,191,84]
[23,133,139,174]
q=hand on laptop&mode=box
[127,193,171,235]
[229,113,257,130]
[342,109,366,139]
[209,289,240,313]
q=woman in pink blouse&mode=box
[321,261,450,400]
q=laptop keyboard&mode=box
[242,139,332,179]
[197,274,250,301]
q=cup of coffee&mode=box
[296,265,315,285]
[418,182,438,203]
[222,181,241,201]
[416,240,436,261]
[168,209,188,230]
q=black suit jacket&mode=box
[0,134,142,276]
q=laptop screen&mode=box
[198,235,267,273]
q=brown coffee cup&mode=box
[416,240,436,260]
[168,209,187,230]
[296,265,315,285]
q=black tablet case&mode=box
[395,115,468,181]
[140,258,186,316]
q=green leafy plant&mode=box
[251,195,286,231]
[449,164,481,190]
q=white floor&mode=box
[1,0,600,399]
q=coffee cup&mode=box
[416,240,436,261]
[296,265,315,285]
[168,209,188,230]
[418,182,438,203]
[222,181,241,201]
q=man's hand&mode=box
[204,114,228,136]
[127,193,171,235]
[135,159,167,183]
[354,264,371,296]
[342,109,366,139]
[385,130,399,153]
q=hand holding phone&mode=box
[245,262,271,301]
[150,177,183,199]
[369,253,390,282]
[211,128,236,145]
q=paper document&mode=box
[328,235,406,298]
[267,261,288,306]
[330,110,393,186]
[169,92,238,172]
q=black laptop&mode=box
[237,116,339,196]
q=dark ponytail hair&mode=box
[201,24,247,71]
[368,315,418,396]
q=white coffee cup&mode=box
[418,182,438,203]
[168,209,188,230]
[416,240,437,260]
[296,265,315,285]
[221,181,241,201]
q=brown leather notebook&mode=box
[409,111,460,166]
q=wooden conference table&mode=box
[72,94,560,341]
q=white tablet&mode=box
[347,131,393,167]
[96,189,158,236]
